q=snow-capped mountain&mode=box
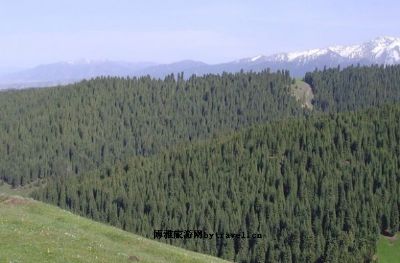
[1,36,400,89]
[219,36,400,76]
[246,36,400,66]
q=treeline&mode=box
[305,64,400,112]
[0,70,303,186]
[33,104,400,262]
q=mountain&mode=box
[263,36,400,64]
[138,36,400,78]
[239,36,400,75]
[0,193,228,263]
[133,60,209,79]
[1,36,400,89]
[0,60,155,89]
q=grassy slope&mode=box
[0,181,42,197]
[291,79,314,109]
[0,194,229,263]
[376,234,400,263]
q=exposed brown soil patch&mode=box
[128,255,140,261]
[384,234,398,242]
[292,80,314,109]
[1,196,32,206]
[382,229,397,241]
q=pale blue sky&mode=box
[0,0,399,68]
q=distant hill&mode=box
[133,60,209,79]
[0,193,229,263]
[0,60,155,89]
[1,36,400,89]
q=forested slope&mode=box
[3,65,400,262]
[0,71,303,186]
[33,104,400,262]
[305,65,400,112]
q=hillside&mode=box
[3,65,400,262]
[0,194,229,263]
[34,103,400,262]
[305,64,400,112]
[0,71,303,187]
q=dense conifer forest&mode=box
[305,65,400,112]
[0,71,302,187]
[33,104,400,262]
[2,65,400,262]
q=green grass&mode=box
[376,234,400,263]
[291,79,314,109]
[0,180,42,197]
[0,194,230,263]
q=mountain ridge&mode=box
[250,36,400,64]
[1,36,400,89]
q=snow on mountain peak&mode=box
[286,49,329,61]
[250,55,264,62]
[246,36,400,65]
[372,36,399,45]
[65,59,110,65]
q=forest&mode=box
[33,103,400,262]
[0,70,303,187]
[2,65,400,262]
[305,64,400,112]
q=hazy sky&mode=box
[1,0,399,68]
